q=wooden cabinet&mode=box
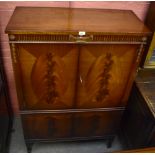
[5,7,150,152]
[120,69,155,149]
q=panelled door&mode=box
[15,44,79,110]
[14,43,139,110]
[76,44,139,108]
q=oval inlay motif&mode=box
[31,51,68,104]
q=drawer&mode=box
[21,110,124,141]
[21,113,72,140]
[73,110,123,137]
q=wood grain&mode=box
[5,7,150,35]
[73,110,123,137]
[22,113,72,139]
[70,1,149,21]
[76,44,139,108]
[21,110,123,140]
[16,44,78,110]
[12,43,143,110]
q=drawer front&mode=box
[73,110,123,137]
[21,110,123,140]
[21,113,72,140]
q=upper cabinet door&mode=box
[15,44,78,110]
[76,44,139,108]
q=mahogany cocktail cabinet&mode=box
[5,7,150,152]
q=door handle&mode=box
[69,34,93,43]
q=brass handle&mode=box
[69,34,93,42]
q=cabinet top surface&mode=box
[5,7,150,35]
[136,69,155,116]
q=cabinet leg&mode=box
[107,136,115,148]
[26,142,33,153]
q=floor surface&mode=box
[9,117,123,153]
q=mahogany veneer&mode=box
[5,7,150,152]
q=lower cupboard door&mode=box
[73,111,124,137]
[21,113,72,140]
[21,110,124,140]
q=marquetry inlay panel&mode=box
[16,44,78,110]
[76,44,140,108]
